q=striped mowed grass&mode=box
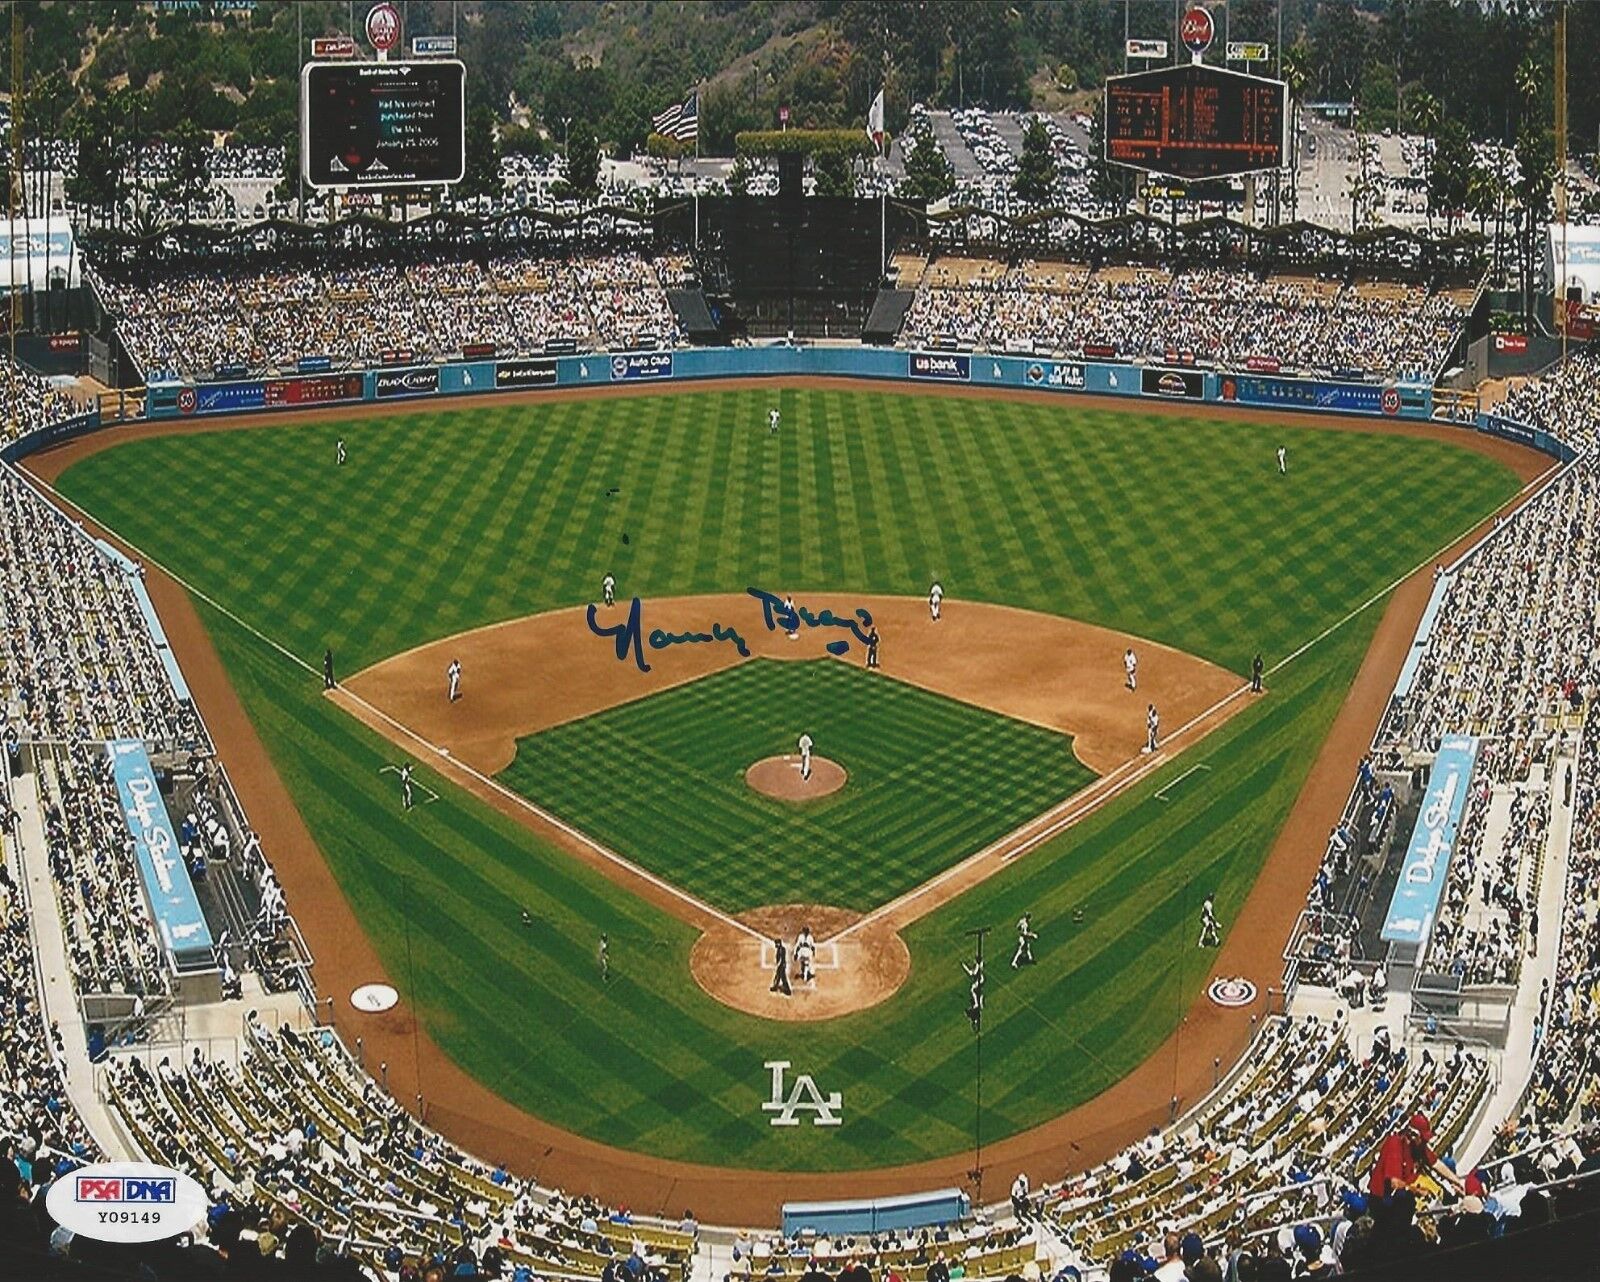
[53,387,1523,1169]
[500,657,1095,913]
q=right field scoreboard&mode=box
[1104,63,1287,181]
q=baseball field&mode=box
[41,382,1532,1195]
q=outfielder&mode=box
[336,438,346,467]
[1251,652,1265,694]
[400,762,414,811]
[1012,914,1037,968]
[929,580,944,621]
[769,406,780,435]
[1277,446,1287,474]
[1124,647,1138,691]
[794,925,816,985]
[598,932,610,984]
[1145,704,1160,753]
[1199,894,1221,948]
[447,658,462,702]
[602,572,616,607]
[798,732,814,782]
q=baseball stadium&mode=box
[2,2,1600,1280]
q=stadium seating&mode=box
[899,259,1468,379]
[89,249,688,382]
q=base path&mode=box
[20,377,1557,1224]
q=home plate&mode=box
[351,983,399,1013]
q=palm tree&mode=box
[1411,90,1441,232]
[1281,42,1311,222]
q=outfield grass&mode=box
[501,658,1094,913]
[54,388,1522,1169]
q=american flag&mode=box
[651,90,699,143]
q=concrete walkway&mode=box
[11,770,132,1160]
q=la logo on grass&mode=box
[762,1060,842,1127]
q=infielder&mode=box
[447,658,462,702]
[1145,704,1160,753]
[783,594,799,640]
[336,438,346,467]
[865,626,881,669]
[602,572,616,607]
[1012,914,1037,968]
[929,580,944,621]
[963,956,985,1031]
[400,762,414,811]
[1199,894,1221,948]
[794,925,816,985]
[798,732,814,782]
[1277,446,1287,474]
[1124,647,1138,691]
[769,937,792,996]
[768,406,780,435]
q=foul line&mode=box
[1155,762,1212,803]
[12,464,766,946]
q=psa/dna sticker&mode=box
[46,1162,208,1243]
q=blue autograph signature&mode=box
[589,589,874,674]
[746,588,874,646]
[587,597,751,674]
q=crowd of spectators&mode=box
[90,248,688,380]
[1,361,81,440]
[1495,350,1600,437]
[0,472,197,745]
[1040,1013,1489,1265]
[900,259,1469,380]
[1423,761,1548,988]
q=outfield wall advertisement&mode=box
[1381,734,1480,949]
[127,348,1519,454]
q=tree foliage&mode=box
[899,117,954,203]
[1012,117,1057,207]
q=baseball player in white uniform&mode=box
[446,658,462,702]
[1124,647,1138,691]
[336,438,346,466]
[929,580,944,621]
[1012,914,1037,968]
[400,762,414,811]
[1199,894,1221,948]
[1145,704,1160,753]
[794,925,816,985]
[1277,446,1287,474]
[798,732,814,781]
[602,573,616,607]
[769,406,780,435]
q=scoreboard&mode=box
[1104,63,1287,180]
[301,60,465,189]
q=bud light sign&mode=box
[909,352,970,382]
[47,1162,208,1243]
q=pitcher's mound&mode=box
[745,755,847,801]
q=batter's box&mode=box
[758,939,841,972]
